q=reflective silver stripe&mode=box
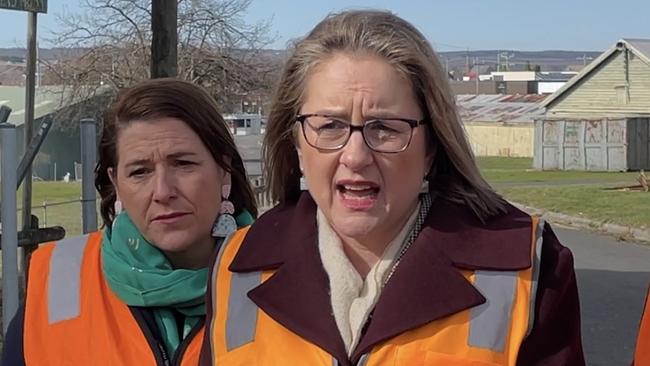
[226,270,262,350]
[47,235,89,324]
[209,233,235,366]
[468,270,517,352]
[332,357,339,366]
[526,218,545,337]
[356,354,369,366]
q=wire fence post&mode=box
[1,123,19,335]
[80,118,98,234]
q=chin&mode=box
[330,215,381,241]
[147,231,197,253]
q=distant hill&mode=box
[0,47,602,72]
[0,47,90,61]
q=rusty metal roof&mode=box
[457,94,547,123]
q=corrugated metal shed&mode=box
[0,85,110,126]
[457,94,547,123]
[534,39,650,171]
[0,86,69,126]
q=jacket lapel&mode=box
[229,194,350,364]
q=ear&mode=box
[295,130,305,173]
[424,143,436,179]
[296,147,304,174]
[107,167,120,201]
[221,155,232,181]
[292,122,305,173]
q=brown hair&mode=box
[95,78,258,226]
[263,9,505,221]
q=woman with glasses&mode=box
[202,10,585,366]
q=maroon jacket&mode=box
[201,192,586,366]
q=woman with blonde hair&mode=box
[203,10,585,365]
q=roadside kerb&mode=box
[511,202,650,244]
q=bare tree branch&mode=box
[45,0,281,131]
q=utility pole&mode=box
[22,11,37,234]
[151,0,177,78]
[498,52,515,72]
[577,54,594,66]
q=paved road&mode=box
[555,227,650,366]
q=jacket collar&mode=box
[230,192,533,364]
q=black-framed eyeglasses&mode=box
[295,113,427,153]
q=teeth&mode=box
[343,185,373,191]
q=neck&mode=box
[338,204,419,278]
[340,239,381,278]
[164,237,214,269]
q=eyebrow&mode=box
[364,109,408,120]
[167,151,199,160]
[308,108,411,120]
[123,152,199,169]
[309,109,348,117]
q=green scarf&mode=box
[101,210,254,356]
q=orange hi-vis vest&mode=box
[206,217,544,365]
[635,287,650,365]
[23,232,205,366]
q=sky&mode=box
[0,0,649,52]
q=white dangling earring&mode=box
[299,167,308,191]
[212,173,238,238]
[112,199,123,230]
[300,175,308,191]
[114,199,123,215]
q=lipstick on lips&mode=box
[336,179,380,210]
[152,212,190,224]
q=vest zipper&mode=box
[170,318,206,365]
[129,307,172,366]
[157,342,171,366]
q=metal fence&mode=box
[15,198,100,237]
[5,177,269,238]
[10,177,271,238]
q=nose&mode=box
[152,168,177,203]
[340,127,373,170]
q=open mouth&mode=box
[336,182,380,210]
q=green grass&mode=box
[23,181,84,203]
[476,157,639,185]
[13,181,97,237]
[475,157,648,229]
[476,156,534,171]
[500,185,650,228]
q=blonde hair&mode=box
[263,10,505,220]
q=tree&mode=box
[42,0,280,130]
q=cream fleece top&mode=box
[317,204,420,355]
